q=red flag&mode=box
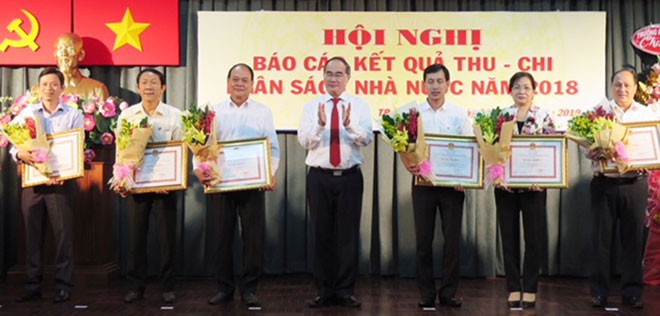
[0,0,72,66]
[73,0,179,66]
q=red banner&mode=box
[73,0,179,66]
[632,24,660,55]
[0,0,72,66]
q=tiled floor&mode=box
[0,274,657,315]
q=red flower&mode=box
[25,117,36,138]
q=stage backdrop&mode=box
[198,11,606,130]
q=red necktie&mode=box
[330,98,341,167]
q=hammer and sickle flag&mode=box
[0,0,72,66]
[74,0,179,66]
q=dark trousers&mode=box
[494,188,546,293]
[412,185,464,300]
[590,175,648,297]
[21,183,74,292]
[307,167,363,298]
[209,190,265,296]
[126,192,178,293]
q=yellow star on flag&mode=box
[105,8,150,52]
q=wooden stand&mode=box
[8,147,119,287]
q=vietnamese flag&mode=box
[0,0,72,66]
[73,0,179,66]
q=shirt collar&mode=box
[325,92,348,103]
[139,101,164,116]
[229,98,250,108]
[36,102,66,113]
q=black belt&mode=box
[594,173,647,184]
[311,165,360,176]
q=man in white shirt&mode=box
[588,68,658,309]
[298,57,373,308]
[118,68,184,305]
[401,64,471,309]
[196,63,279,309]
[13,67,84,304]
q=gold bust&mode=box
[54,33,109,100]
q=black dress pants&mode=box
[589,175,647,297]
[412,185,464,301]
[126,192,178,293]
[307,167,363,298]
[209,189,265,296]
[21,183,74,292]
[494,188,546,293]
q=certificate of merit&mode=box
[504,136,567,188]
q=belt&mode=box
[594,173,647,184]
[311,165,360,176]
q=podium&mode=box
[8,146,119,287]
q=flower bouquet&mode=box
[0,92,40,148]
[0,115,52,177]
[379,103,432,180]
[566,99,630,173]
[473,107,515,187]
[108,117,151,192]
[182,103,221,186]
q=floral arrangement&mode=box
[635,56,660,109]
[566,101,630,173]
[182,103,221,186]
[379,106,432,180]
[473,107,515,186]
[61,94,129,162]
[108,117,151,193]
[0,113,52,177]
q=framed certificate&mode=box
[22,128,85,188]
[415,134,484,188]
[204,137,273,193]
[132,141,189,194]
[601,121,660,173]
[504,135,568,188]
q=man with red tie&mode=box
[298,57,373,308]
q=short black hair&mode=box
[611,67,638,83]
[324,56,351,75]
[137,68,166,85]
[423,64,450,82]
[508,72,536,93]
[38,67,64,86]
[227,63,254,81]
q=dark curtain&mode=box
[2,0,660,279]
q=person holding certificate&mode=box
[196,63,279,309]
[11,67,84,304]
[298,57,373,308]
[588,68,658,309]
[118,68,184,304]
[495,72,555,309]
[400,64,472,309]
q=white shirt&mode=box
[590,100,659,174]
[399,100,472,136]
[298,92,373,169]
[502,104,555,135]
[209,98,280,173]
[116,101,184,143]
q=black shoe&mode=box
[242,293,261,308]
[208,291,233,305]
[591,295,607,308]
[622,296,643,309]
[521,301,535,308]
[53,289,71,304]
[418,299,435,309]
[162,291,176,304]
[439,296,462,307]
[336,295,361,308]
[308,295,333,308]
[123,291,144,303]
[508,300,521,308]
[16,291,42,303]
